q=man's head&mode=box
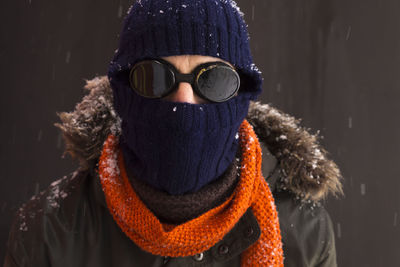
[108,0,261,195]
[108,0,262,116]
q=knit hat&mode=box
[108,0,263,117]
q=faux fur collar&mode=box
[55,76,342,201]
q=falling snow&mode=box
[52,64,56,80]
[336,223,342,239]
[276,83,281,93]
[65,51,71,64]
[56,131,63,149]
[346,26,352,40]
[37,130,43,141]
[360,183,366,195]
[118,5,123,18]
[6,2,393,265]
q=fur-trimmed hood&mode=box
[55,76,343,202]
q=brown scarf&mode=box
[98,120,284,266]
[126,153,240,224]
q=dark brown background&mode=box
[1,0,399,266]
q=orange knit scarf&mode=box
[98,120,284,266]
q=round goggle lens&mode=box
[196,66,240,102]
[130,61,174,98]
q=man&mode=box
[4,0,343,266]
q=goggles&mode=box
[129,59,240,103]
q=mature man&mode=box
[4,0,342,266]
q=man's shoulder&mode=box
[20,170,89,222]
[273,189,337,266]
[274,189,334,234]
[5,170,93,265]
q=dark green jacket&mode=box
[4,77,343,267]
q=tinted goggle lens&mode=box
[129,60,240,102]
[196,66,240,102]
[130,61,175,98]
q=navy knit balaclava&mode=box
[108,0,263,195]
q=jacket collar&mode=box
[56,76,342,202]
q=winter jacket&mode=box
[4,76,343,267]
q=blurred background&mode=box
[1,0,399,266]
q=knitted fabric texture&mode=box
[119,91,251,195]
[127,153,240,224]
[108,0,263,119]
[98,120,284,266]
